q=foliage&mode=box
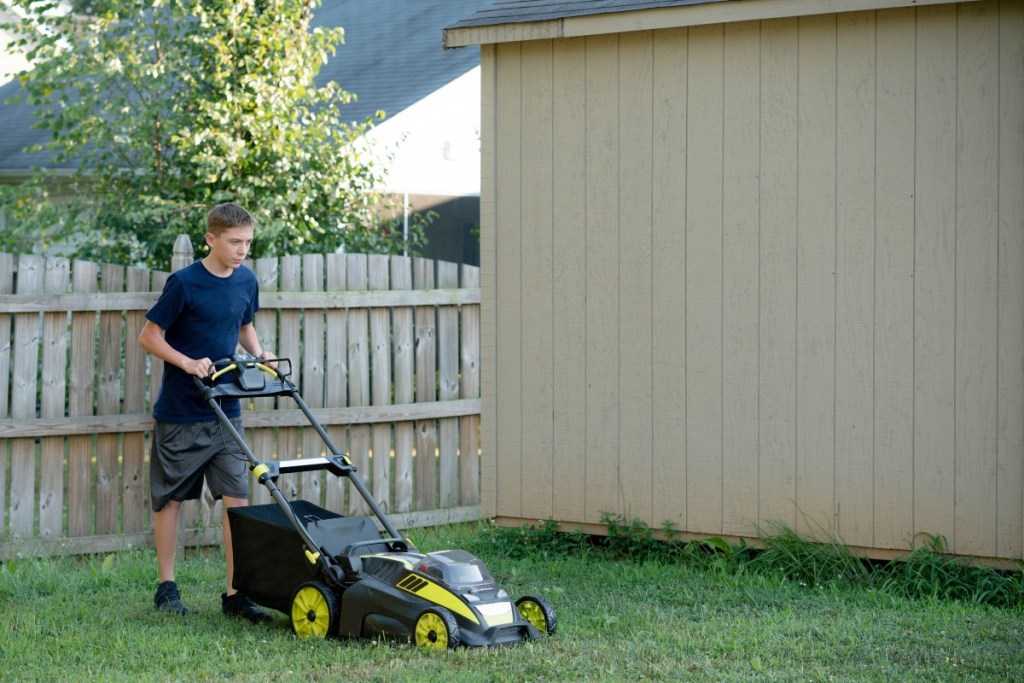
[0,0,426,267]
[748,518,870,589]
[880,533,1024,608]
[478,515,1023,610]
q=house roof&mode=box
[445,0,731,30]
[0,0,489,174]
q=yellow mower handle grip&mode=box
[209,359,279,383]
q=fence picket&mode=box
[414,258,437,511]
[347,254,371,516]
[369,254,392,512]
[438,261,460,507]
[324,254,348,512]
[277,256,302,500]
[10,254,44,537]
[96,264,124,534]
[0,253,13,532]
[301,254,326,506]
[391,256,415,513]
[460,265,481,505]
[68,260,98,536]
[39,258,70,539]
[251,256,279,506]
[122,268,150,533]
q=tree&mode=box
[0,0,425,267]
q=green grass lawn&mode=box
[1,522,1021,682]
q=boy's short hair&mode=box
[207,203,256,236]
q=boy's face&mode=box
[205,225,254,271]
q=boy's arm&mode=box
[238,323,276,365]
[139,321,215,378]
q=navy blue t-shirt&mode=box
[145,260,259,422]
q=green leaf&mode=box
[2,0,422,267]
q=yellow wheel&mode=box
[290,581,339,639]
[414,607,460,650]
[516,595,557,635]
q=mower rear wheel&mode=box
[290,581,339,640]
[414,607,460,650]
[516,595,557,635]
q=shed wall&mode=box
[480,0,1024,561]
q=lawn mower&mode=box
[194,354,556,649]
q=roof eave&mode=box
[443,0,981,48]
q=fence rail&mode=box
[0,242,482,559]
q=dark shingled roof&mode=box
[446,0,732,30]
[0,1,490,173]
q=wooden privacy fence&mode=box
[0,240,481,559]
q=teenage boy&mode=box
[139,202,273,622]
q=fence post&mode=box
[171,234,193,272]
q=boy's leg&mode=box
[152,499,188,614]
[221,495,246,595]
[154,499,182,582]
[220,495,272,623]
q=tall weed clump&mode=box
[477,515,1023,610]
[748,520,870,589]
[880,533,1024,609]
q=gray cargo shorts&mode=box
[150,418,249,512]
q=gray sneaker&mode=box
[154,580,188,615]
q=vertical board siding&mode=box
[0,251,481,558]
[685,24,725,534]
[758,17,799,530]
[835,11,877,548]
[954,1,1000,556]
[619,31,655,525]
[479,44,498,519]
[584,33,622,525]
[795,14,838,537]
[519,39,556,521]
[721,21,760,537]
[551,37,589,523]
[651,29,689,530]
[488,0,1024,561]
[873,7,916,552]
[913,4,958,547]
[997,0,1024,559]
[494,42,524,519]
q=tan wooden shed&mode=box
[444,0,1024,563]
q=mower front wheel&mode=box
[414,606,460,650]
[290,581,340,640]
[516,595,557,635]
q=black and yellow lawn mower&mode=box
[194,354,556,649]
